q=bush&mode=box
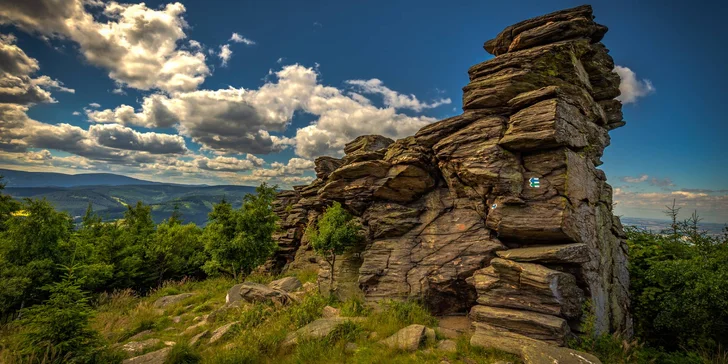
[627,213,728,351]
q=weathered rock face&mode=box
[267,4,631,347]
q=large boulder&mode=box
[281,317,362,348]
[226,283,291,306]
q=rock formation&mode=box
[267,4,632,349]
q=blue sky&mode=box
[0,0,726,222]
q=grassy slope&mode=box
[87,272,518,364]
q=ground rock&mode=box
[282,317,362,347]
[122,339,161,354]
[209,321,239,344]
[189,330,208,346]
[226,282,291,306]
[379,324,428,351]
[268,276,302,292]
[153,293,193,308]
[437,339,458,353]
[322,305,340,318]
[122,347,171,364]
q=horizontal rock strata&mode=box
[266,4,631,355]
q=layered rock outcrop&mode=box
[267,4,631,348]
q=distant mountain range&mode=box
[0,168,171,188]
[1,169,255,225]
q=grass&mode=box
[1,273,519,364]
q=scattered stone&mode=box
[127,329,153,342]
[122,347,171,364]
[183,319,207,334]
[209,321,239,344]
[344,342,358,353]
[437,339,457,353]
[268,276,302,292]
[226,282,291,306]
[122,339,161,355]
[282,317,363,348]
[322,305,340,318]
[379,324,428,352]
[153,293,194,309]
[189,330,209,346]
[172,316,182,323]
[368,332,378,340]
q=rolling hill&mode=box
[1,169,257,225]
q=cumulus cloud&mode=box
[346,79,451,111]
[621,174,649,183]
[230,33,255,45]
[614,188,728,223]
[0,33,63,104]
[614,65,655,104]
[218,44,232,66]
[0,0,210,93]
[88,102,100,108]
[88,64,439,157]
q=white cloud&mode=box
[218,44,232,66]
[189,40,202,50]
[614,65,655,104]
[72,111,80,115]
[89,64,439,158]
[0,33,59,104]
[277,57,284,64]
[88,102,100,108]
[0,0,211,93]
[230,33,255,45]
[614,188,728,223]
[621,174,649,183]
[346,78,451,112]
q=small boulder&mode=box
[209,321,239,344]
[379,324,428,352]
[437,339,457,353]
[282,317,362,348]
[122,339,161,355]
[153,293,194,309]
[322,305,340,318]
[127,329,153,342]
[122,347,171,364]
[226,282,291,306]
[522,344,602,364]
[268,276,302,292]
[189,330,209,346]
[172,316,182,323]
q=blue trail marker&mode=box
[529,177,540,188]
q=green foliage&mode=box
[202,183,279,280]
[149,222,206,286]
[16,271,101,362]
[339,296,370,317]
[307,201,362,286]
[0,198,73,315]
[627,213,728,352]
[362,300,437,339]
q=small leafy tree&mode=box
[307,202,363,288]
[149,221,205,285]
[202,183,279,280]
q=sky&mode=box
[0,0,726,223]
